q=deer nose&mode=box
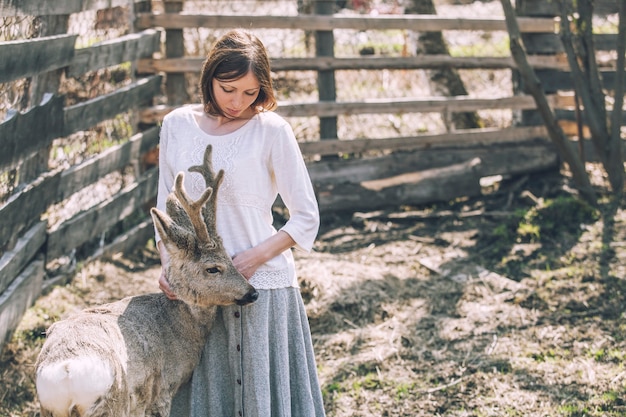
[236,289,259,306]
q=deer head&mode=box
[150,145,257,307]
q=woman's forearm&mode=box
[256,230,296,263]
[232,230,295,279]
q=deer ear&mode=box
[150,208,196,253]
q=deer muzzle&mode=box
[236,289,259,306]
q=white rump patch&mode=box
[36,356,114,415]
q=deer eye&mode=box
[206,266,221,274]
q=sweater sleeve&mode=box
[270,123,320,252]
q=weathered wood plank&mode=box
[140,104,173,124]
[0,34,77,83]
[0,95,65,172]
[137,54,567,74]
[307,139,557,186]
[548,109,626,126]
[517,0,617,17]
[594,34,620,52]
[63,75,162,135]
[56,126,160,202]
[315,158,483,213]
[278,95,556,118]
[163,0,188,106]
[0,222,46,295]
[536,69,618,92]
[300,126,548,156]
[0,170,62,254]
[520,33,562,55]
[314,0,337,140]
[523,110,626,148]
[46,168,158,261]
[456,141,558,177]
[0,0,136,16]
[136,13,555,33]
[43,218,155,290]
[68,29,162,77]
[281,54,568,71]
[19,15,68,186]
[140,95,558,125]
[99,219,154,260]
[138,113,550,158]
[0,258,44,354]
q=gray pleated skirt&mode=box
[169,288,326,417]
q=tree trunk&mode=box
[501,0,596,204]
[405,0,481,130]
[607,0,626,195]
[558,0,624,195]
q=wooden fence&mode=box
[0,0,160,354]
[0,0,621,353]
[135,0,621,213]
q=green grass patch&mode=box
[559,389,626,416]
[517,196,598,244]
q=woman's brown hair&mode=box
[199,29,277,116]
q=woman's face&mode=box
[212,71,261,119]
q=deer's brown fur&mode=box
[35,145,257,417]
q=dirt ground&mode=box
[2,165,626,417]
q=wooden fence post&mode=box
[164,0,189,106]
[513,0,562,128]
[131,0,153,80]
[20,14,69,185]
[314,0,337,140]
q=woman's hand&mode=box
[232,231,297,280]
[157,240,177,300]
[232,248,261,280]
[159,267,178,300]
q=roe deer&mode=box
[35,144,258,417]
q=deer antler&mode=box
[188,145,224,235]
[172,172,214,245]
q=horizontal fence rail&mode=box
[137,54,569,73]
[0,0,142,16]
[136,13,556,32]
[0,35,78,83]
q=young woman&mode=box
[155,29,326,417]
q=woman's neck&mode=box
[195,106,255,136]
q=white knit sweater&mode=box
[155,105,320,289]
